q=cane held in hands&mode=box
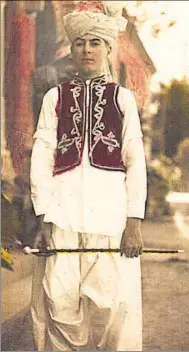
[23,246,184,256]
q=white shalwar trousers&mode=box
[31,226,142,351]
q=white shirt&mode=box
[30,83,147,237]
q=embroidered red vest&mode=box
[53,75,126,175]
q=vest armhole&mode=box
[55,84,62,118]
[114,85,124,119]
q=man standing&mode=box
[24,3,147,351]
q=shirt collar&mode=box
[72,74,108,85]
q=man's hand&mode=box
[120,218,143,258]
[23,215,52,254]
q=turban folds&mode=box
[63,11,127,46]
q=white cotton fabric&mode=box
[31,226,142,351]
[63,11,127,46]
[30,81,146,350]
[30,83,147,237]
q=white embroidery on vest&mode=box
[89,82,120,156]
[70,85,83,154]
[58,84,83,155]
[57,133,74,155]
[103,131,120,153]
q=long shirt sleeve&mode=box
[30,84,147,237]
[30,88,58,216]
[119,87,147,219]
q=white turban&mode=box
[63,11,127,46]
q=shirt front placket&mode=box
[81,79,91,232]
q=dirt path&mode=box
[142,220,189,350]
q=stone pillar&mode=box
[1,1,6,153]
[1,0,16,187]
[6,1,35,173]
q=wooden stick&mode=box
[25,247,184,255]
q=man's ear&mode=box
[107,45,112,56]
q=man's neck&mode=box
[77,70,104,80]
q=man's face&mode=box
[71,34,110,78]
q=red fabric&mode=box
[6,10,35,173]
[75,1,105,13]
[117,32,149,110]
[54,78,125,176]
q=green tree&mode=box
[152,79,189,158]
[164,80,189,157]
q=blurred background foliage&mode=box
[146,79,189,218]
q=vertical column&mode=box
[1,0,16,185]
[6,1,35,174]
[1,0,6,152]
